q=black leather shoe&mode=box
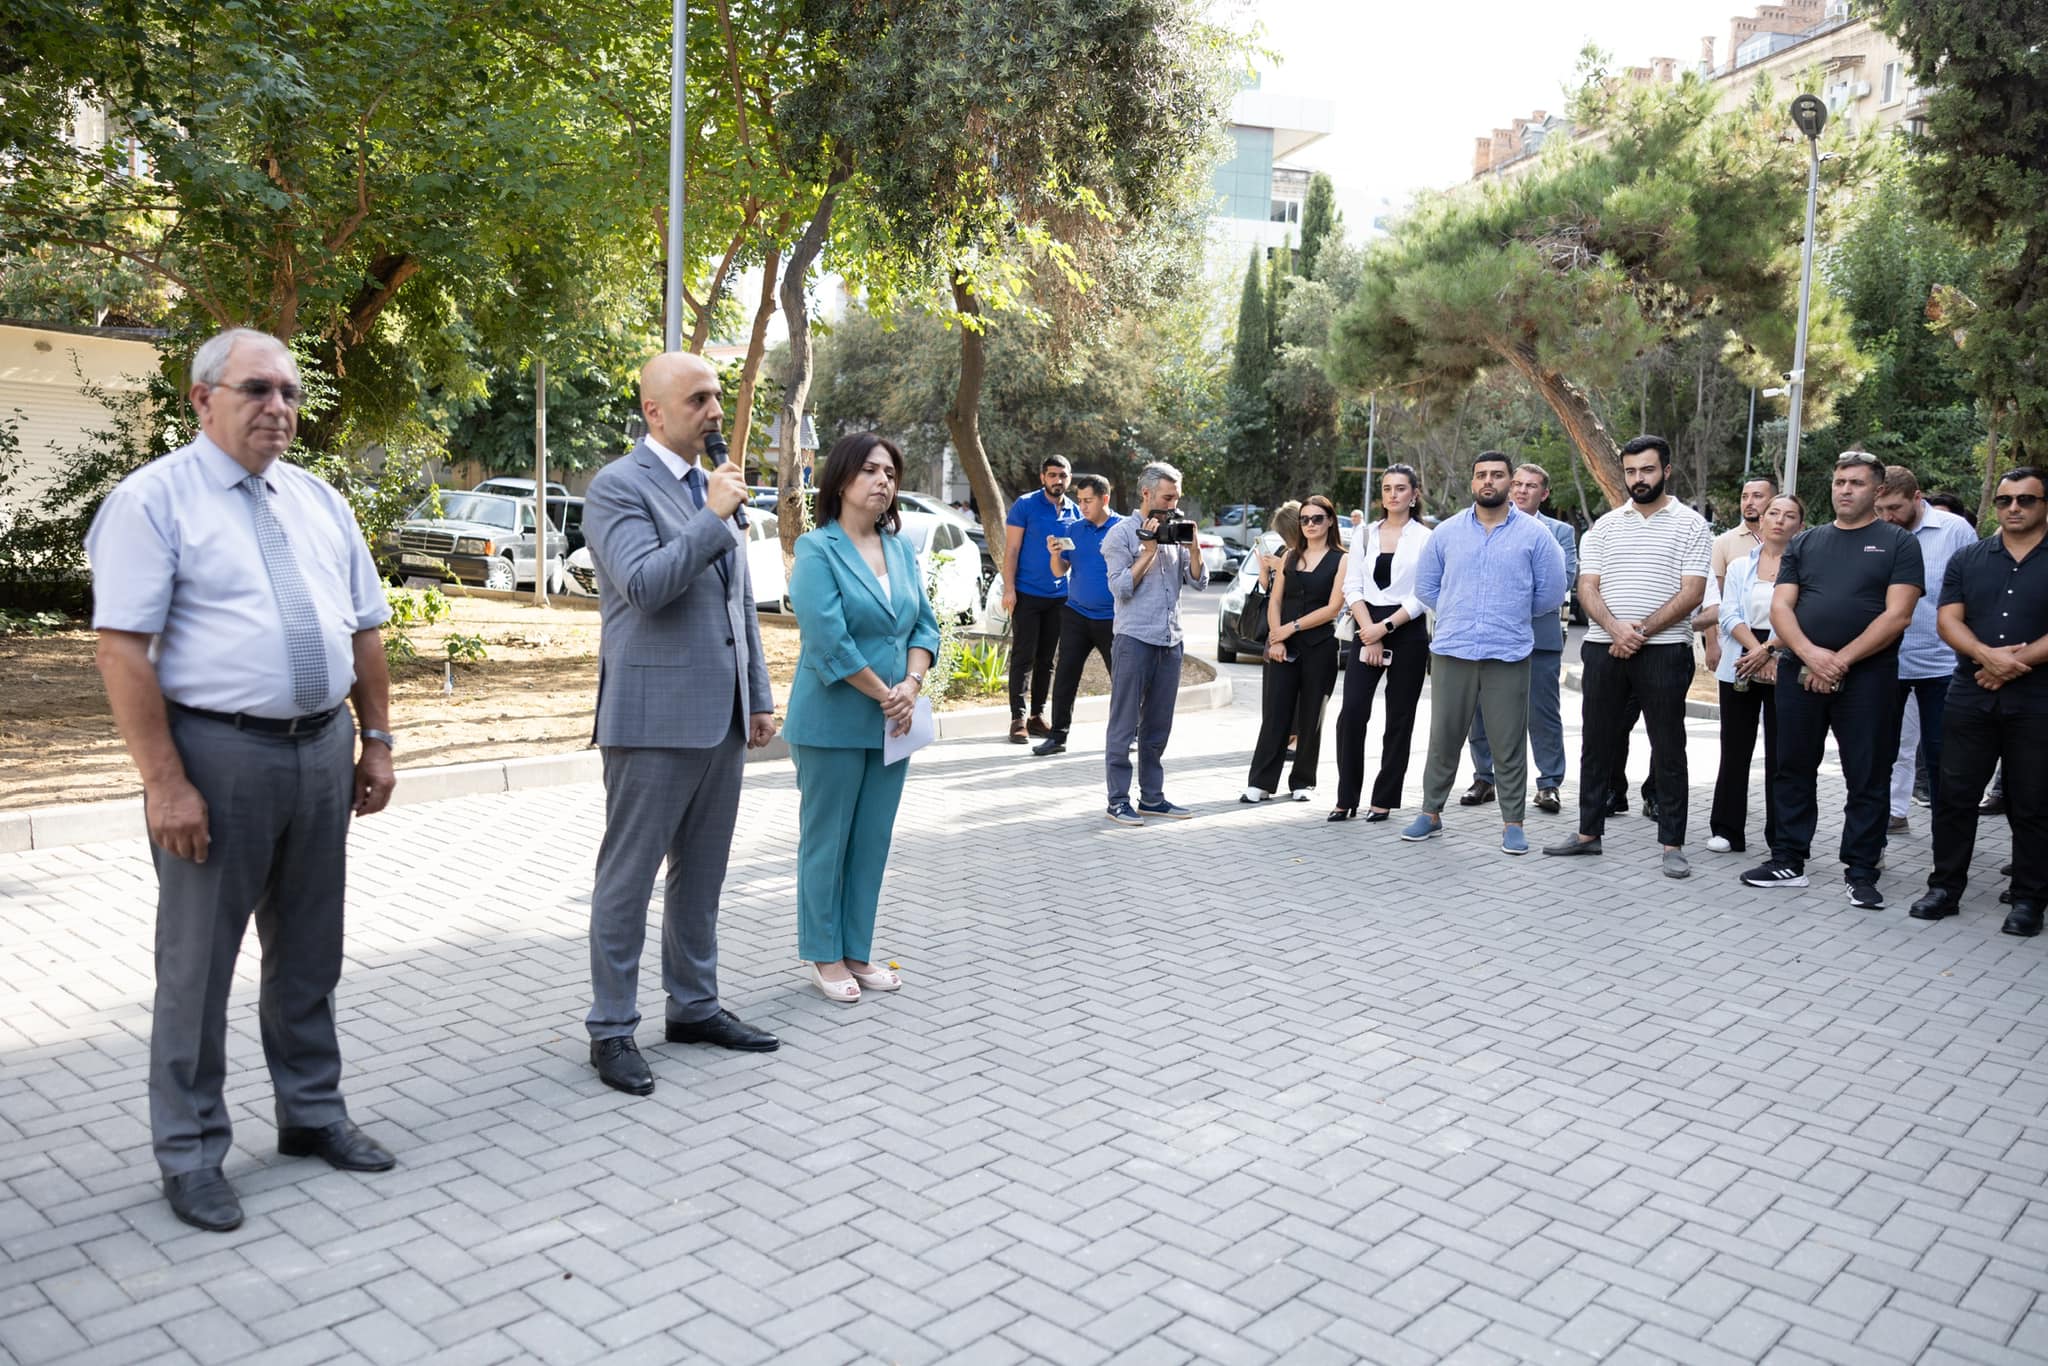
[2003,902,2043,938]
[1363,809,1390,823]
[1981,792,2006,815]
[590,1037,654,1095]
[1458,780,1496,807]
[278,1119,396,1171]
[1607,792,1629,815]
[164,1167,242,1232]
[1541,836,1602,857]
[666,1009,779,1052]
[1642,796,1661,822]
[1909,890,1960,921]
[1031,733,1067,756]
[1534,787,1562,814]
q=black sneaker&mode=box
[1740,860,1808,888]
[1846,881,1884,910]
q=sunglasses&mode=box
[1299,514,1330,526]
[1993,493,2043,509]
[216,379,304,408]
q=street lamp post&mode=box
[663,0,686,352]
[1783,93,1827,499]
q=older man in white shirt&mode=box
[87,327,399,1233]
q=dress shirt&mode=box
[1897,501,1979,680]
[86,434,391,717]
[1104,513,1206,647]
[1941,532,2048,715]
[644,434,693,481]
[1341,517,1432,620]
[1717,547,1779,685]
[1531,512,1578,652]
[1413,505,1569,663]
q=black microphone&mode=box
[703,432,747,527]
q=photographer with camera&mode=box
[1101,462,1206,825]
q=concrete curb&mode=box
[0,674,1232,854]
[1562,663,1721,722]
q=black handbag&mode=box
[1238,585,1270,645]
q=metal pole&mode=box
[533,355,549,606]
[1742,385,1757,484]
[1783,136,1820,497]
[663,0,686,352]
[1363,393,1378,512]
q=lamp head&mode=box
[1790,93,1828,141]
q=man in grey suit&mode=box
[582,351,780,1096]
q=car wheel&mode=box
[1218,646,1237,664]
[485,556,516,591]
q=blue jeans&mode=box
[1468,647,1565,790]
[1104,635,1182,806]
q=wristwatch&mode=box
[360,728,395,750]
[906,671,926,688]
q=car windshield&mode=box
[900,521,934,551]
[417,493,518,529]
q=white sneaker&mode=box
[1239,787,1270,804]
[1290,787,1314,802]
[1706,836,1732,853]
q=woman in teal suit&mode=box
[784,433,942,1003]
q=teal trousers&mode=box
[791,744,909,963]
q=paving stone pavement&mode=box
[1,637,2041,1365]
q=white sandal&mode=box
[847,962,901,992]
[809,964,860,1003]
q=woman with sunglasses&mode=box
[1329,465,1433,821]
[1706,493,1804,854]
[1243,495,1349,803]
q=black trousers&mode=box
[1708,678,1778,853]
[1333,613,1430,811]
[1577,641,1694,845]
[1770,659,1901,881]
[1247,635,1341,794]
[1047,606,1115,734]
[1899,675,1951,811]
[1929,702,2046,903]
[1008,591,1064,720]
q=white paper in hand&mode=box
[882,696,935,765]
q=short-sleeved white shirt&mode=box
[85,433,392,717]
[1580,499,1714,646]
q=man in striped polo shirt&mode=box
[1544,435,1712,878]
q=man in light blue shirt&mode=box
[1465,463,1579,813]
[1401,452,1569,854]
[1101,461,1205,824]
[1877,465,1980,823]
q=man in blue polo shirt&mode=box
[1033,474,1121,756]
[1002,454,1080,743]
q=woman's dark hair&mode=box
[815,432,905,533]
[1288,494,1341,571]
[1381,463,1421,517]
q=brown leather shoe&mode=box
[1008,718,1028,743]
[1027,716,1051,738]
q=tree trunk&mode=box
[728,242,782,476]
[775,168,847,555]
[1498,341,1626,508]
[944,272,1008,548]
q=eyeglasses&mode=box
[216,379,304,408]
[1994,493,2043,509]
[1299,514,1330,526]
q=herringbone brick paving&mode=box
[1,638,2040,1364]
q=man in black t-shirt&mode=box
[1910,467,2047,933]
[1741,452,1923,907]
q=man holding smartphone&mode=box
[1034,474,1121,756]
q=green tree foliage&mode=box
[1297,172,1339,282]
[1870,1,2048,505]
[1224,247,1271,485]
[1326,69,1869,507]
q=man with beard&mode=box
[1462,463,1578,813]
[1544,436,1712,878]
[1001,455,1080,743]
[1400,452,1569,855]
[1744,451,1922,907]
[1910,468,2046,933]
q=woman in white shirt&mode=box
[1706,493,1804,855]
[1329,465,1434,822]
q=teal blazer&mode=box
[783,520,944,748]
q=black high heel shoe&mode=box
[1362,809,1391,823]
[1326,808,1357,823]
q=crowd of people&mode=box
[87,332,2038,1234]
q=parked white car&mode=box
[563,510,788,613]
[897,510,983,623]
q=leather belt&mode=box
[170,702,343,738]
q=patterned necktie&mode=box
[238,474,330,713]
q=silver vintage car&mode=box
[378,491,567,592]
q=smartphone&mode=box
[1053,537,1076,551]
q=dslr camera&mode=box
[1139,510,1197,545]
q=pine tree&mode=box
[1227,247,1272,481]
[1298,173,1339,281]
